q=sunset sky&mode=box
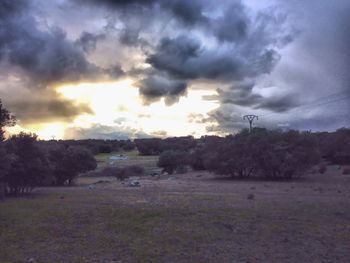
[0,0,349,139]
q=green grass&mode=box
[0,191,238,262]
[94,150,161,175]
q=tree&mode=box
[51,146,97,185]
[0,99,16,141]
[4,133,49,195]
[198,129,320,180]
[0,100,16,198]
[157,150,189,174]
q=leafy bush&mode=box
[50,146,97,185]
[103,165,144,180]
[4,133,50,195]
[318,128,350,165]
[157,150,189,174]
[99,144,112,153]
[318,163,327,174]
[197,129,320,180]
[135,136,196,156]
[343,168,350,175]
[124,165,144,176]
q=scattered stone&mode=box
[128,181,140,187]
[247,194,255,200]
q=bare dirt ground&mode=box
[1,165,350,263]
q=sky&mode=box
[0,0,349,140]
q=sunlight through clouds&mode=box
[56,80,219,139]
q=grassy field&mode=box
[1,164,350,262]
[94,150,161,175]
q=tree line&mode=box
[0,100,98,197]
[1,98,350,197]
[156,128,350,179]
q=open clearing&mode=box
[1,160,350,262]
[94,151,161,175]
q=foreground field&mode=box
[1,166,350,263]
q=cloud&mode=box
[146,34,282,82]
[73,0,156,9]
[139,74,187,105]
[2,0,349,137]
[2,87,92,124]
[71,0,295,109]
[64,123,151,140]
[0,1,101,88]
[75,31,105,53]
[204,107,247,134]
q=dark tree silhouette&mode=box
[0,100,16,198]
[0,99,16,142]
[51,146,97,185]
[157,150,189,174]
[5,133,49,195]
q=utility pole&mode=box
[243,115,258,133]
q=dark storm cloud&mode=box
[104,64,125,78]
[160,0,208,26]
[217,82,262,106]
[255,95,298,113]
[75,31,105,53]
[73,0,156,8]
[204,108,246,134]
[139,74,187,105]
[5,90,92,124]
[212,2,249,42]
[0,1,102,88]
[211,81,298,113]
[0,0,27,17]
[72,0,294,106]
[146,35,281,81]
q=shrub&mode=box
[157,150,189,175]
[4,133,50,195]
[124,165,144,177]
[175,165,188,174]
[99,144,112,153]
[199,129,320,180]
[343,168,350,175]
[104,165,144,180]
[318,163,327,174]
[102,167,127,180]
[51,146,97,185]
